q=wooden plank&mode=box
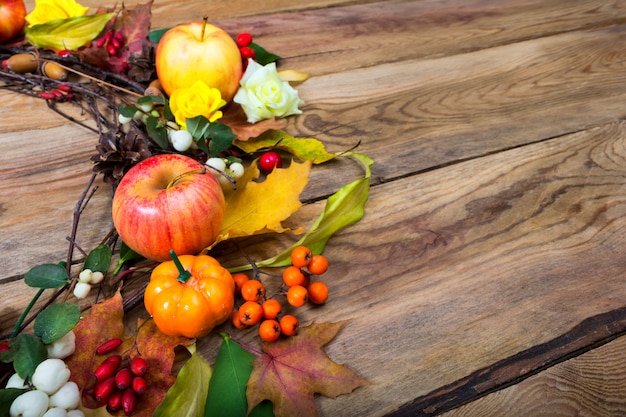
[389,306,626,416]
[440,333,626,417]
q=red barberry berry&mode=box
[96,338,122,355]
[236,32,253,47]
[130,356,148,376]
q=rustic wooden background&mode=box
[2,0,626,416]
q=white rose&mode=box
[233,59,303,123]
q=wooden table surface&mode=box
[3,0,626,416]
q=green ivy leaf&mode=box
[83,244,112,273]
[25,13,115,50]
[208,123,236,158]
[24,264,69,289]
[12,334,47,380]
[248,153,373,270]
[146,116,169,149]
[154,344,212,417]
[34,303,80,344]
[235,131,336,164]
[205,335,273,417]
[250,43,281,66]
[148,27,169,43]
[0,389,28,416]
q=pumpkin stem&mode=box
[170,250,192,283]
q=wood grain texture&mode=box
[441,334,626,417]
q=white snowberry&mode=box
[5,373,25,389]
[31,358,71,395]
[205,157,226,172]
[66,411,85,417]
[89,271,104,284]
[229,162,245,179]
[46,330,76,359]
[73,282,91,299]
[42,408,67,417]
[170,129,194,152]
[9,390,49,417]
[77,269,93,283]
[48,381,80,410]
[118,113,132,124]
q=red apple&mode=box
[155,20,242,101]
[0,0,26,43]
[112,154,225,261]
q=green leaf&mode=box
[12,334,47,380]
[186,116,211,141]
[0,389,28,416]
[235,130,336,164]
[250,43,281,66]
[207,123,236,158]
[34,303,80,344]
[25,13,115,50]
[24,264,69,289]
[250,153,373,269]
[154,344,212,417]
[146,116,169,149]
[149,27,169,43]
[205,335,273,417]
[118,104,138,118]
[113,241,144,275]
[83,244,112,273]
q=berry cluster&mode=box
[89,339,148,415]
[38,83,74,102]
[231,246,330,342]
[95,29,126,57]
[235,32,255,69]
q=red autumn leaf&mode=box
[132,318,194,413]
[65,291,126,395]
[246,321,370,417]
[65,291,193,416]
[79,1,154,80]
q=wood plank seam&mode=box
[385,305,626,416]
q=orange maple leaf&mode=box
[246,321,370,417]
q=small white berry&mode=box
[170,129,194,152]
[66,411,85,417]
[42,408,68,417]
[46,330,76,359]
[77,269,92,283]
[9,390,49,417]
[118,113,132,124]
[137,102,153,113]
[205,157,226,172]
[5,373,26,389]
[49,381,80,410]
[229,162,245,179]
[89,271,104,284]
[32,358,71,395]
[73,282,91,299]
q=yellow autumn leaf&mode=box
[25,13,114,50]
[210,160,312,247]
[235,130,336,164]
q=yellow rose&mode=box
[233,59,303,124]
[26,0,90,26]
[169,81,227,130]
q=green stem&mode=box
[170,250,192,283]
[11,288,45,338]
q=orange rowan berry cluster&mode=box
[231,246,330,342]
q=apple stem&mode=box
[166,167,206,189]
[201,15,208,41]
[170,250,192,283]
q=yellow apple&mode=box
[155,21,242,102]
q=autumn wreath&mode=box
[0,1,371,416]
